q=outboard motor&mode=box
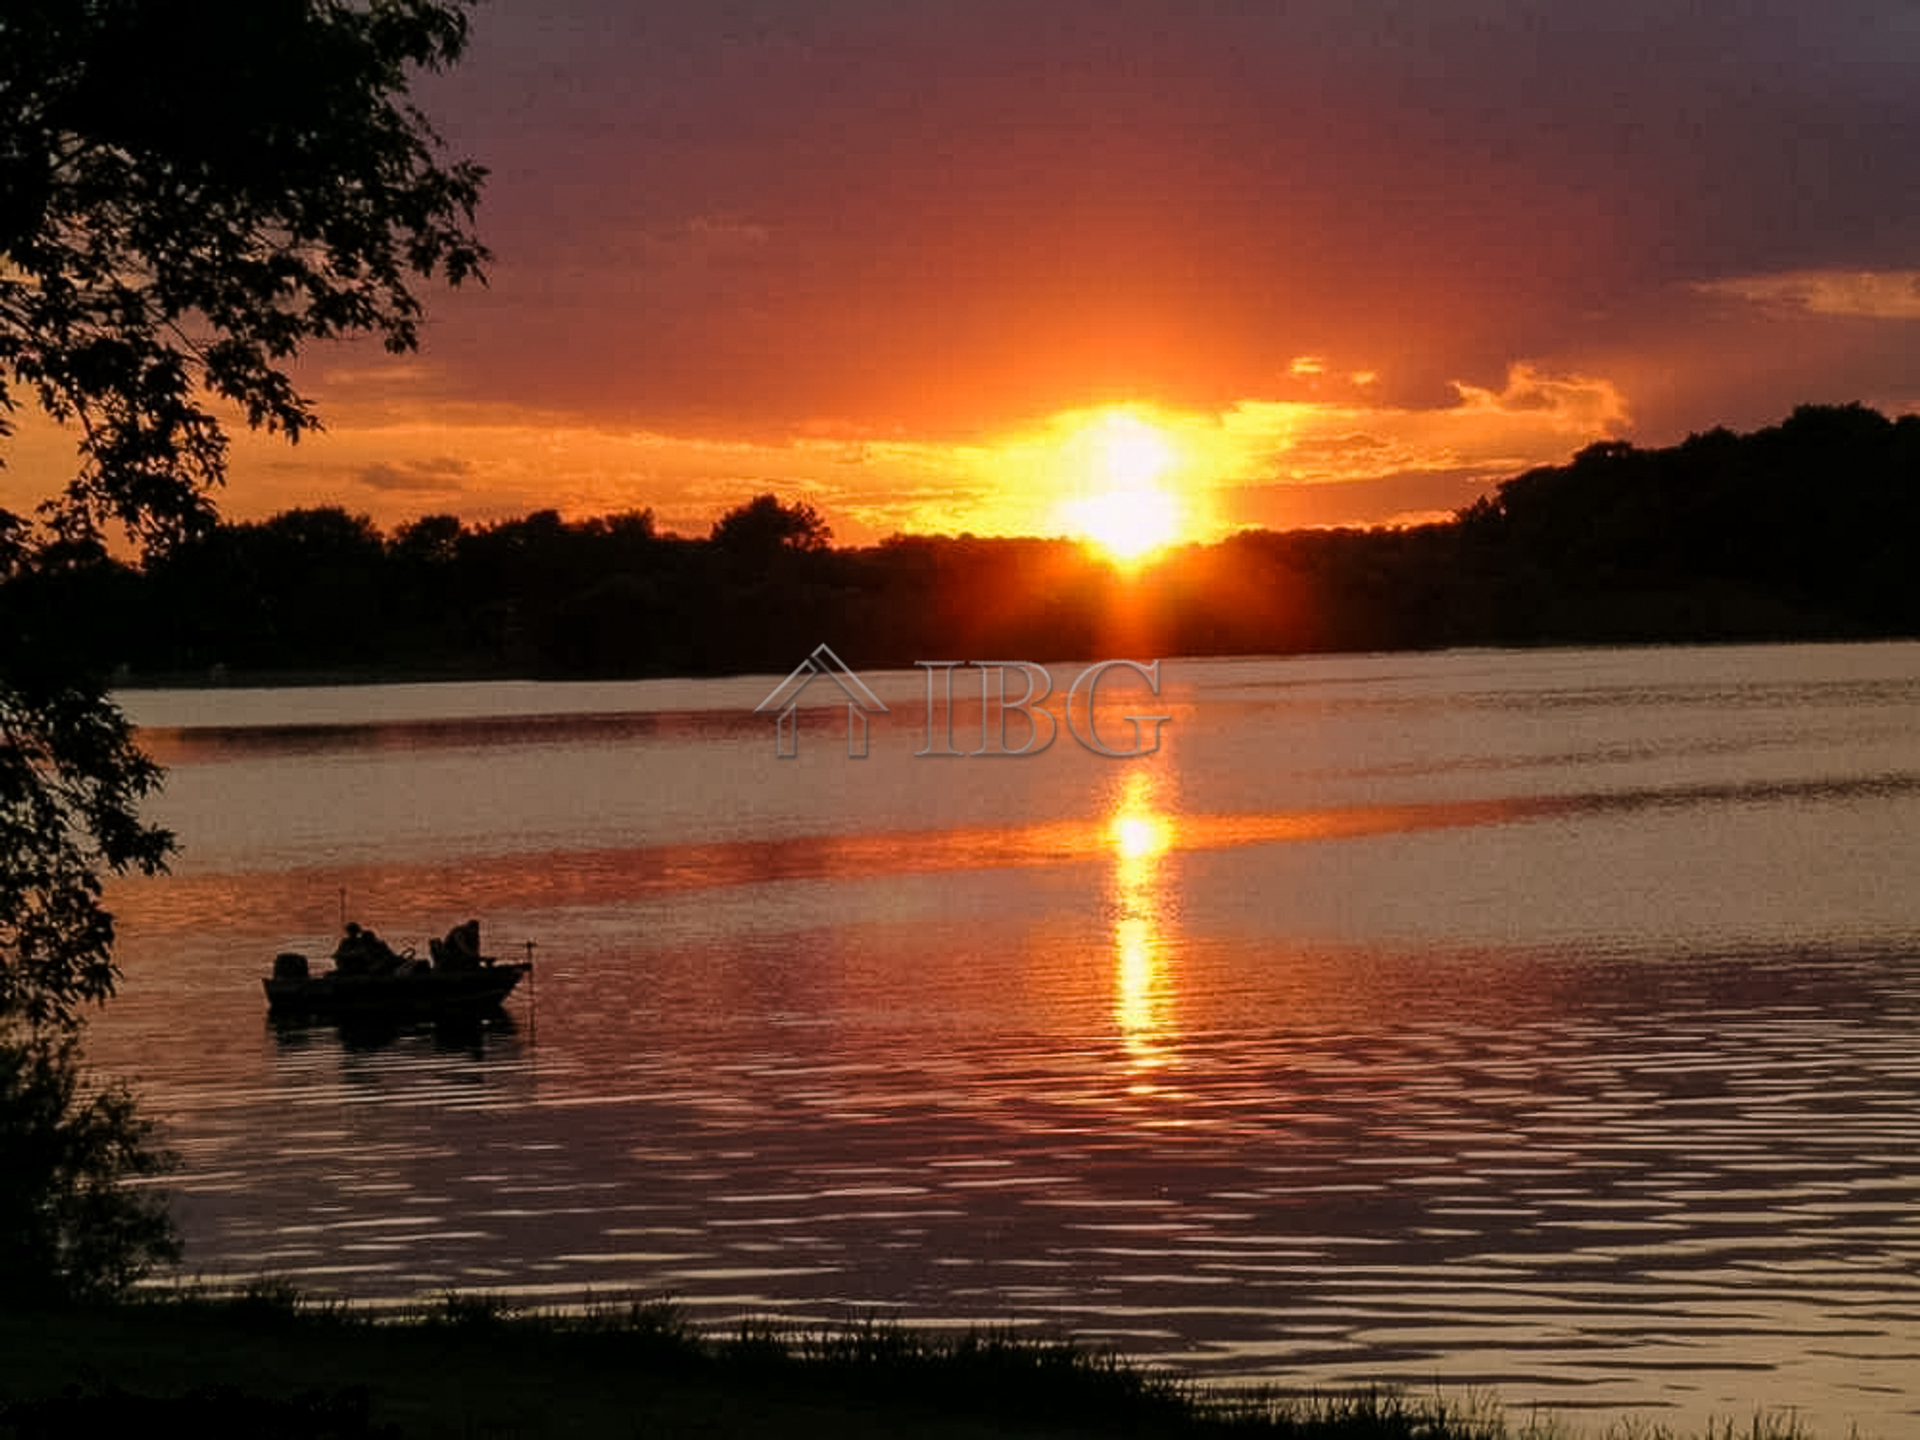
[273,952,310,981]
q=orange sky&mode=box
[9,2,1920,549]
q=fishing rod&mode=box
[523,938,538,1042]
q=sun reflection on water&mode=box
[1106,768,1180,1084]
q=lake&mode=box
[91,642,1920,1435]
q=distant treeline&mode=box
[9,403,1920,682]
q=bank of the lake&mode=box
[0,1294,1828,1440]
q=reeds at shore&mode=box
[0,1284,1838,1440]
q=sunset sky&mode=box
[15,1,1920,547]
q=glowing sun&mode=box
[1054,411,1186,564]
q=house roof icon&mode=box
[755,643,889,757]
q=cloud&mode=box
[358,457,474,492]
[683,215,771,250]
[1451,365,1631,428]
[188,357,1634,546]
[0,335,1636,551]
[1695,270,1920,321]
[1218,365,1629,487]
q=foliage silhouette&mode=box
[711,493,833,559]
[2,0,486,551]
[62,404,1920,686]
[0,1028,179,1303]
[1,0,486,1300]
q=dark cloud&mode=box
[359,457,473,492]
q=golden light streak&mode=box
[0,365,1627,544]
[1107,767,1180,1086]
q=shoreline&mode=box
[0,1291,1834,1440]
[105,633,1920,694]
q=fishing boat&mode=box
[263,926,532,1019]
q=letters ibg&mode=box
[757,646,1171,759]
[915,659,1169,759]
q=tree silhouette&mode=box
[0,1032,179,1304]
[711,493,833,558]
[2,0,486,550]
[0,0,486,1299]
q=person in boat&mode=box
[363,927,403,975]
[334,921,402,976]
[434,918,484,971]
[333,921,372,975]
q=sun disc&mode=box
[1097,414,1177,490]
[1041,407,1201,563]
[1065,485,1180,563]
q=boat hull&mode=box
[262,962,530,1019]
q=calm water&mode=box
[92,644,1920,1435]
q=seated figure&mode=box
[333,921,372,975]
[435,918,483,971]
[362,926,402,975]
[335,920,403,976]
